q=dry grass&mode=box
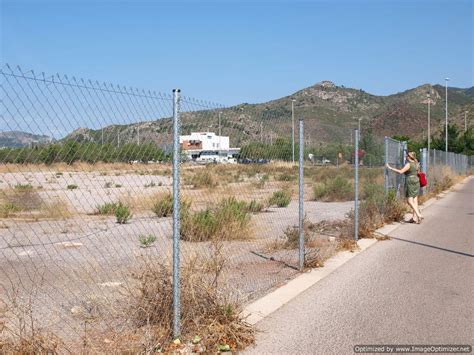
[1,287,63,354]
[95,254,255,353]
[0,162,173,174]
[266,218,356,269]
[0,188,72,221]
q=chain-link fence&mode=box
[421,148,472,194]
[384,137,407,197]
[2,64,471,350]
[2,65,350,349]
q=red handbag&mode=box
[418,172,428,187]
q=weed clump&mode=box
[313,175,353,202]
[138,234,157,248]
[181,197,251,242]
[276,172,296,182]
[246,199,264,213]
[67,184,78,190]
[186,170,218,189]
[115,202,132,224]
[347,185,406,239]
[0,203,20,218]
[95,202,119,215]
[152,193,191,218]
[125,260,254,352]
[268,190,291,208]
[14,184,33,190]
[152,193,173,217]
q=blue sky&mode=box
[1,0,472,106]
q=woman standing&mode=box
[386,151,423,224]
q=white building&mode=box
[179,132,239,163]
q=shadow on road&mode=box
[389,236,474,258]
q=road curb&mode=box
[242,238,378,325]
[242,176,472,325]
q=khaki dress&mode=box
[405,162,420,198]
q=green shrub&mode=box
[246,199,264,213]
[115,202,132,224]
[67,184,78,190]
[152,194,191,218]
[181,197,251,242]
[0,203,20,218]
[138,234,157,248]
[313,183,328,200]
[96,202,119,215]
[144,181,156,188]
[268,190,291,208]
[312,176,353,202]
[14,184,33,190]
[187,170,218,189]
[276,172,296,182]
[152,193,174,217]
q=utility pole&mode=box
[445,78,450,152]
[218,112,222,137]
[291,99,296,164]
[218,112,222,150]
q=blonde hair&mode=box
[407,151,418,162]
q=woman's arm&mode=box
[386,162,410,175]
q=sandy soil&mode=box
[0,167,353,345]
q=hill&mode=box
[63,82,474,147]
[0,131,54,148]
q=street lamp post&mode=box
[465,111,468,132]
[445,78,450,152]
[291,99,296,164]
[427,93,431,153]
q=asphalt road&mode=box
[245,177,474,354]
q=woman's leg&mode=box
[407,197,421,221]
[414,196,423,218]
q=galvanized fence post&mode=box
[421,148,427,195]
[298,117,305,271]
[172,89,181,338]
[354,129,359,241]
[384,136,389,195]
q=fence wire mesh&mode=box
[1,64,471,351]
[384,137,407,197]
[0,65,321,350]
[425,149,472,193]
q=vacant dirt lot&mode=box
[0,162,355,346]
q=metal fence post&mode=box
[298,118,305,271]
[384,136,389,195]
[421,148,427,195]
[172,89,181,338]
[354,129,359,241]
